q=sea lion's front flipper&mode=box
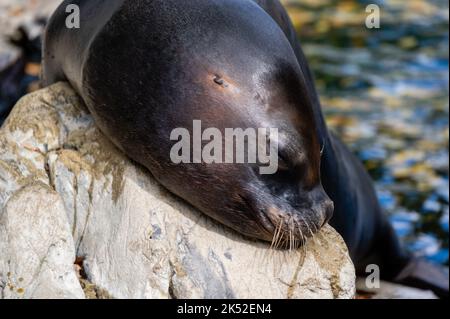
[394,258,449,298]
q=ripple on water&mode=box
[284,0,449,265]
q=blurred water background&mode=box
[283,0,449,265]
[0,0,448,266]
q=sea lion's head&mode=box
[138,0,334,247]
[84,0,333,247]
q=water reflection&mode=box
[283,0,449,265]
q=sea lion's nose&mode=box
[322,197,334,227]
[308,185,334,227]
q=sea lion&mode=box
[42,0,448,297]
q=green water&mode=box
[284,0,449,264]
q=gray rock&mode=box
[0,182,84,299]
[356,279,438,299]
[0,82,356,299]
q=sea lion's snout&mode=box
[322,197,335,226]
[259,185,334,247]
[238,177,334,247]
[309,185,335,228]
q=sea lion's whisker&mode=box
[270,219,280,250]
[302,214,316,240]
[290,228,294,252]
[294,219,306,256]
[276,220,285,250]
[289,217,294,251]
[272,220,280,250]
[271,219,283,250]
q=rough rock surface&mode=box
[0,182,84,299]
[0,83,356,299]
